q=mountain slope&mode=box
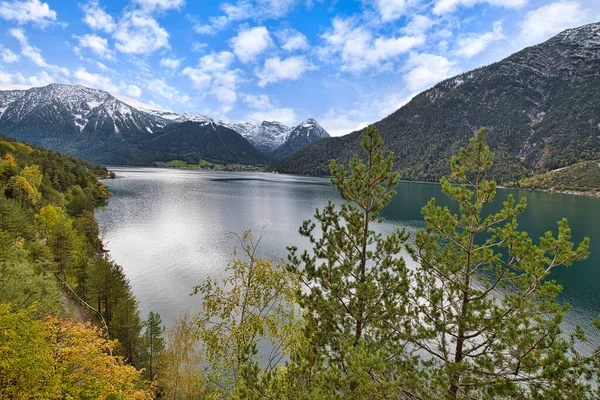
[144,121,272,165]
[0,84,299,164]
[222,120,292,154]
[271,118,329,160]
[276,22,600,183]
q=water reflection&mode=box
[96,168,599,349]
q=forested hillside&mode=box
[275,22,600,186]
[0,135,153,397]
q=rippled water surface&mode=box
[96,167,600,347]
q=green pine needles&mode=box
[406,127,594,399]
[287,126,598,399]
[157,126,599,399]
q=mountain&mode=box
[271,118,329,160]
[222,120,292,154]
[0,84,166,148]
[275,22,600,183]
[0,83,327,165]
[143,120,270,165]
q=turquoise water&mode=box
[95,167,599,348]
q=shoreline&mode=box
[104,164,600,199]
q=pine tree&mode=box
[405,128,595,399]
[287,125,414,396]
[143,311,165,381]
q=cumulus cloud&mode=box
[194,0,297,35]
[146,78,190,103]
[126,84,143,98]
[182,51,242,109]
[74,68,120,93]
[319,107,370,137]
[75,34,113,59]
[0,71,14,85]
[241,93,271,109]
[10,28,69,76]
[27,70,54,86]
[160,57,184,70]
[455,21,504,58]
[276,28,310,51]
[374,0,420,22]
[113,11,170,54]
[238,93,296,124]
[246,107,297,125]
[0,0,57,26]
[433,0,527,15]
[400,15,436,35]
[321,17,425,72]
[133,0,185,12]
[81,1,116,33]
[0,46,20,63]
[230,26,272,63]
[519,1,589,46]
[403,52,460,92]
[256,56,314,86]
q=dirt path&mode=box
[59,287,97,326]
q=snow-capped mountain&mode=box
[0,83,329,164]
[221,120,292,154]
[271,118,330,160]
[144,109,214,124]
[0,83,166,137]
[147,112,329,157]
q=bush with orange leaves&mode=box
[0,303,152,399]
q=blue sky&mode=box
[0,0,599,135]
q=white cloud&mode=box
[374,0,420,22]
[321,17,425,72]
[75,34,113,59]
[276,28,310,51]
[519,1,588,46]
[113,11,170,54]
[403,52,460,92]
[146,78,190,103]
[182,51,242,108]
[455,21,504,58]
[241,93,272,109]
[194,0,297,34]
[212,86,237,104]
[9,28,69,76]
[230,26,272,63]
[27,71,54,86]
[240,94,296,124]
[0,46,20,63]
[0,71,14,85]
[256,56,314,86]
[126,84,143,98]
[73,68,120,93]
[319,107,369,136]
[433,0,527,15]
[401,15,436,35]
[191,42,208,52]
[160,57,184,70]
[81,1,116,33]
[133,0,185,12]
[95,61,114,72]
[0,0,57,26]
[115,94,164,110]
[246,107,297,125]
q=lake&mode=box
[95,167,600,349]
